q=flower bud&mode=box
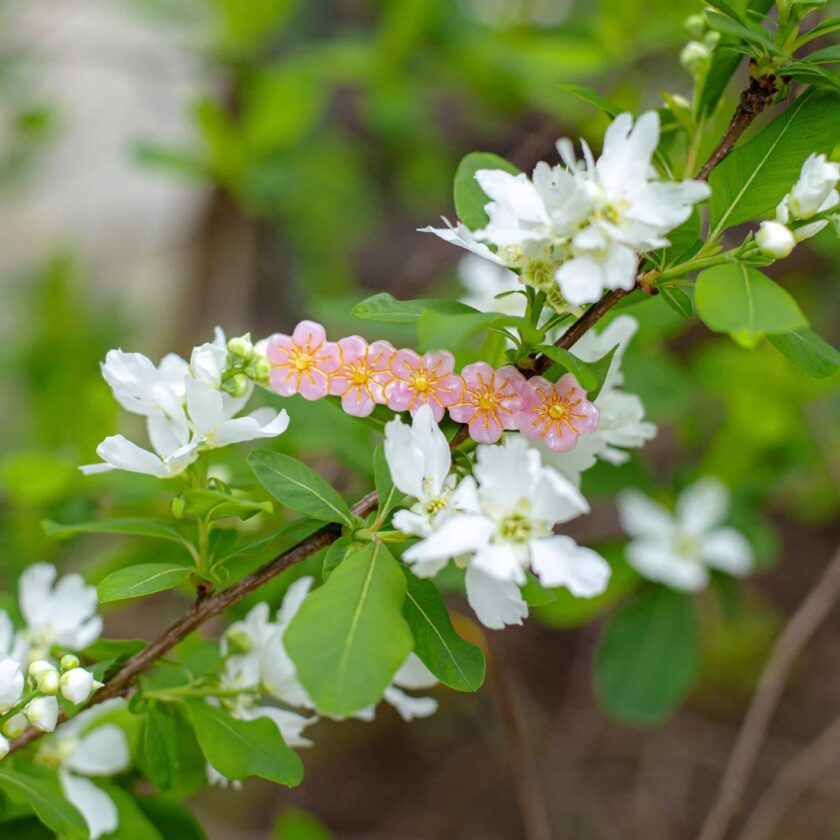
[2,712,28,738]
[29,660,60,695]
[757,221,796,259]
[788,153,840,220]
[680,41,711,75]
[704,30,720,48]
[684,13,706,37]
[227,334,254,359]
[59,668,101,705]
[0,734,9,761]
[224,628,254,654]
[227,373,250,398]
[24,696,59,733]
[60,654,80,672]
[251,356,271,384]
[0,657,24,713]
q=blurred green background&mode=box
[0,0,838,837]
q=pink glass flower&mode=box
[329,336,396,417]
[384,349,460,422]
[267,320,341,401]
[449,362,526,444]
[514,373,599,452]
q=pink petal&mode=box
[410,395,446,422]
[424,350,456,376]
[269,368,299,397]
[337,335,366,363]
[390,348,421,379]
[385,380,415,412]
[342,388,376,417]
[448,403,475,424]
[461,361,493,389]
[292,320,328,348]
[435,374,462,405]
[574,400,600,434]
[513,406,543,439]
[298,369,329,401]
[368,340,396,372]
[266,334,293,365]
[315,342,341,373]
[544,423,579,452]
[471,414,504,444]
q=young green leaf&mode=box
[453,151,520,231]
[43,518,188,543]
[249,450,354,526]
[174,489,272,523]
[352,292,475,324]
[402,570,485,692]
[138,705,180,791]
[418,309,541,352]
[373,444,400,522]
[98,563,193,603]
[538,346,597,391]
[557,83,622,117]
[284,541,413,715]
[595,587,698,724]
[695,263,807,347]
[188,702,304,787]
[659,286,694,320]
[768,328,840,378]
[322,535,352,580]
[0,769,86,838]
[709,90,840,234]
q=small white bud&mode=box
[704,30,720,48]
[28,660,53,678]
[227,334,254,359]
[0,734,9,760]
[684,13,706,37]
[2,712,28,739]
[59,668,100,705]
[24,696,59,733]
[252,356,271,384]
[680,41,711,75]
[757,221,796,259]
[36,669,60,695]
[60,654,80,672]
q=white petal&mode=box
[555,256,606,305]
[472,544,527,584]
[87,435,172,478]
[276,577,314,629]
[617,490,674,539]
[532,466,589,525]
[419,217,506,265]
[529,536,610,597]
[392,509,432,538]
[211,409,290,447]
[261,633,314,709]
[465,566,528,630]
[185,377,224,436]
[701,528,753,576]
[410,404,451,496]
[147,413,190,459]
[383,686,438,721]
[60,772,118,840]
[384,415,425,499]
[67,725,130,776]
[677,478,729,535]
[474,436,540,516]
[474,170,549,225]
[246,706,316,748]
[18,563,56,630]
[0,611,12,656]
[626,540,708,592]
[392,653,438,690]
[403,514,495,570]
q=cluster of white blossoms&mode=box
[618,478,753,592]
[429,111,710,306]
[757,153,840,259]
[209,577,438,788]
[0,565,104,754]
[82,328,289,478]
[385,406,611,628]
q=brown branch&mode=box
[10,78,772,757]
[697,543,840,840]
[696,72,778,181]
[737,712,840,840]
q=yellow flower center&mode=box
[548,403,567,420]
[413,374,429,392]
[293,353,311,371]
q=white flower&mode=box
[189,327,230,389]
[29,660,59,695]
[425,112,709,307]
[353,653,439,722]
[384,404,465,542]
[18,564,102,652]
[0,734,8,760]
[786,153,840,220]
[404,436,610,629]
[60,668,102,705]
[757,220,796,259]
[0,657,24,713]
[618,478,753,592]
[43,700,130,840]
[185,377,289,450]
[458,254,526,316]
[539,315,655,483]
[25,695,59,732]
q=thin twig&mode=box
[697,543,840,840]
[9,77,774,757]
[737,712,840,840]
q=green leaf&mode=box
[695,263,807,347]
[373,444,400,522]
[104,788,164,840]
[352,292,474,324]
[538,346,597,391]
[659,286,694,320]
[322,535,352,580]
[273,809,333,840]
[768,328,840,378]
[135,798,208,840]
[418,309,541,351]
[709,90,840,234]
[249,450,354,526]
[806,44,840,64]
[43,518,188,543]
[595,587,698,724]
[285,541,413,715]
[98,563,193,603]
[83,638,145,681]
[557,83,622,117]
[402,570,485,692]
[175,489,272,523]
[138,705,180,791]
[0,769,86,838]
[704,10,780,53]
[188,702,304,786]
[453,151,520,231]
